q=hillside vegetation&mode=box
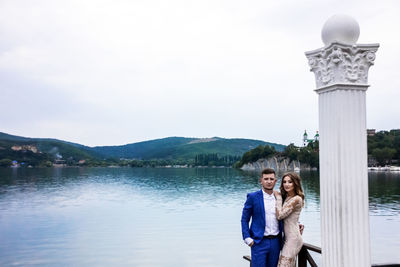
[90,137,284,159]
[235,141,319,169]
[368,129,400,166]
[0,132,99,167]
[234,129,400,169]
[0,132,284,167]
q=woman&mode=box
[274,172,304,267]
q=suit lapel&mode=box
[258,190,266,224]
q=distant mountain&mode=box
[0,132,285,163]
[0,132,32,142]
[0,132,98,164]
[0,132,90,149]
[90,137,285,159]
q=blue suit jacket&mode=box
[241,190,283,245]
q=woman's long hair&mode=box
[279,172,305,202]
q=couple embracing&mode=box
[241,168,305,267]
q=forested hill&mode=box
[0,132,98,166]
[0,132,285,165]
[0,132,90,148]
[90,137,285,159]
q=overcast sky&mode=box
[1,0,399,147]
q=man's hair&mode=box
[261,168,275,176]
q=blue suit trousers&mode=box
[251,236,280,267]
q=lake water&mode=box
[0,168,399,266]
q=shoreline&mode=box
[368,166,400,172]
[4,166,400,171]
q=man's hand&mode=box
[299,224,304,235]
[249,241,254,247]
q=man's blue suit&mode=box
[241,190,283,267]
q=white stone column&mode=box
[305,15,379,267]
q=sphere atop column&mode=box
[321,14,360,46]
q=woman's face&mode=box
[282,176,294,194]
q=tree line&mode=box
[194,154,241,167]
[1,129,398,168]
[233,129,400,169]
[234,142,319,169]
[368,129,400,166]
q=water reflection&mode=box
[1,168,398,205]
[0,167,399,266]
[369,171,400,215]
[0,167,399,217]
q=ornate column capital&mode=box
[305,42,379,89]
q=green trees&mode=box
[0,147,53,167]
[194,154,240,167]
[282,141,319,169]
[297,142,319,169]
[234,129,400,169]
[368,130,399,166]
[236,145,277,167]
[283,143,299,162]
[235,142,320,169]
[371,148,396,166]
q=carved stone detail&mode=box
[305,42,379,89]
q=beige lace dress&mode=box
[275,194,303,267]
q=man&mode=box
[241,168,282,267]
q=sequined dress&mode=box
[275,194,303,267]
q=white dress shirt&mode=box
[262,190,279,236]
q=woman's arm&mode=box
[275,196,302,220]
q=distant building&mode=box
[367,129,376,136]
[303,130,319,147]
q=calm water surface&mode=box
[0,168,399,266]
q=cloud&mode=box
[0,0,399,146]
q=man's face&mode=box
[260,173,277,192]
